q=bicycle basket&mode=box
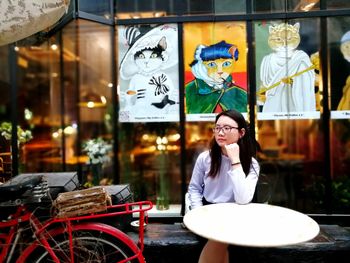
[20,172,79,199]
[99,184,134,231]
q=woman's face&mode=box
[214,115,244,148]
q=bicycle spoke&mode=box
[25,230,139,263]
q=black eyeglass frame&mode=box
[212,125,240,134]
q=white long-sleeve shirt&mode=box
[188,150,260,210]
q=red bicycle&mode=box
[0,174,152,263]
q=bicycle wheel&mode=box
[19,223,144,263]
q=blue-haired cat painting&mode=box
[185,40,247,114]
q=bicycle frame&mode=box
[0,200,153,263]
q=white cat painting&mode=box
[118,24,179,122]
[258,22,316,113]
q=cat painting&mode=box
[185,40,247,114]
[119,24,179,121]
[258,22,316,112]
[337,30,350,111]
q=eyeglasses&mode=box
[212,125,239,134]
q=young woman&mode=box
[188,109,260,263]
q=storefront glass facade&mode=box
[1,0,350,221]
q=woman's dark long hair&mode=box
[209,110,258,177]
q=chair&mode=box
[255,161,279,204]
[0,157,5,183]
[184,192,191,214]
[0,157,3,172]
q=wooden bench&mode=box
[127,224,350,263]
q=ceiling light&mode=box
[79,90,107,108]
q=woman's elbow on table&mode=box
[234,193,255,205]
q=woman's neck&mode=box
[221,147,228,156]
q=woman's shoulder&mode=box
[196,150,210,162]
[251,157,260,167]
[197,149,209,158]
[250,157,260,175]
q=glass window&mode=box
[20,19,113,185]
[328,16,350,116]
[254,18,324,213]
[15,38,63,174]
[118,122,182,211]
[79,0,112,19]
[74,20,113,186]
[327,0,350,9]
[3,0,350,220]
[330,120,350,213]
[116,0,219,18]
[287,0,320,12]
[328,16,350,213]
[183,21,248,121]
[185,122,213,186]
[253,0,321,12]
[253,0,287,13]
[115,0,246,18]
[256,119,326,213]
[0,46,10,125]
[116,0,177,18]
[255,19,321,120]
[61,22,79,173]
[117,24,180,123]
[0,46,11,180]
[117,23,181,213]
[214,0,246,14]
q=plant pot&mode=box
[91,163,103,185]
[156,196,169,210]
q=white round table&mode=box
[183,203,319,247]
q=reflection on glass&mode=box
[116,0,232,18]
[253,0,320,13]
[118,122,181,207]
[257,119,325,213]
[12,37,63,174]
[330,119,350,213]
[74,20,113,185]
[118,24,180,123]
[0,46,12,179]
[214,0,245,14]
[253,0,287,13]
[79,0,112,19]
[184,21,248,122]
[116,0,173,18]
[255,19,320,120]
[13,19,114,186]
[327,0,350,9]
[0,46,9,84]
[328,16,350,119]
[288,0,320,12]
[337,32,350,110]
[185,122,213,184]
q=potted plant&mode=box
[0,122,33,173]
[83,138,112,185]
[0,122,33,146]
